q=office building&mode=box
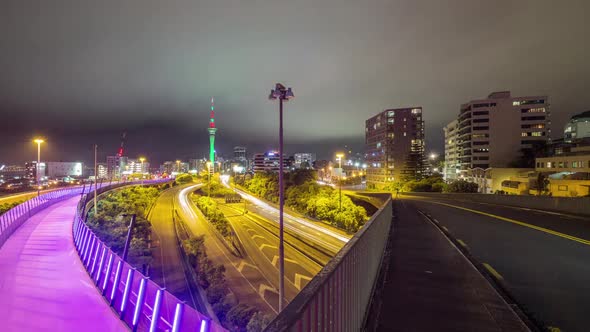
[564,111,590,143]
[160,161,175,175]
[45,162,83,178]
[106,155,120,178]
[97,163,108,179]
[446,91,550,174]
[365,107,425,188]
[293,153,316,169]
[25,161,46,181]
[443,120,460,181]
[252,151,288,172]
[120,158,149,174]
[234,146,247,161]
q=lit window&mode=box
[387,118,394,124]
[532,132,543,137]
[521,132,528,137]
[376,142,381,148]
[387,110,395,117]
[513,101,522,106]
[411,108,421,114]
[403,132,407,137]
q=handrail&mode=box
[0,186,85,248]
[264,196,393,332]
[72,180,227,332]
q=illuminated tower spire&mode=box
[208,97,217,173]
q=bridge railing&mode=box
[0,186,86,248]
[72,180,227,332]
[264,196,393,332]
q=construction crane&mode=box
[116,131,127,157]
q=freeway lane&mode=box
[148,184,206,316]
[220,178,349,255]
[218,203,322,294]
[402,195,590,332]
[176,185,279,314]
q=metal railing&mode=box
[264,196,393,332]
[0,186,86,248]
[72,180,227,332]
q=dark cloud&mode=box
[1,0,589,164]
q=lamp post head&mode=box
[33,138,44,144]
[139,157,145,163]
[336,153,344,160]
[268,89,278,100]
[284,87,294,100]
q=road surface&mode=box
[402,194,590,332]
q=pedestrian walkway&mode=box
[0,196,127,332]
[366,199,529,332]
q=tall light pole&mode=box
[268,83,294,311]
[94,144,98,216]
[139,157,146,185]
[206,162,212,199]
[33,139,44,196]
[176,160,181,173]
[336,153,345,211]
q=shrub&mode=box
[444,180,479,193]
[226,304,258,332]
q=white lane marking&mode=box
[259,243,278,251]
[251,234,265,241]
[236,260,259,272]
[294,274,312,290]
[259,284,278,298]
[270,255,299,267]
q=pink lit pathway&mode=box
[0,196,128,332]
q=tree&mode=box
[226,304,258,332]
[247,312,273,332]
[444,179,479,193]
[175,173,193,185]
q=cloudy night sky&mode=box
[1,0,589,165]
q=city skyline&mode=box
[1,1,589,164]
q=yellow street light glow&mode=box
[139,157,146,162]
[33,138,45,144]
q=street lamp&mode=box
[33,138,44,196]
[139,157,146,185]
[176,160,181,173]
[268,82,294,311]
[206,162,212,198]
[336,153,344,169]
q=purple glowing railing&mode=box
[0,186,85,248]
[72,180,227,332]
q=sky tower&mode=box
[208,97,217,172]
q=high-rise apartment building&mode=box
[365,107,425,188]
[293,153,316,169]
[234,146,247,161]
[106,155,120,178]
[443,120,460,181]
[564,111,590,143]
[446,91,550,173]
[252,151,288,172]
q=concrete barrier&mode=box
[403,192,590,216]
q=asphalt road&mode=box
[402,194,590,332]
[218,203,323,298]
[221,179,350,255]
[175,184,279,315]
[148,183,206,316]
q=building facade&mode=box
[445,91,550,175]
[45,162,83,178]
[252,151,288,172]
[564,110,590,143]
[233,146,247,161]
[293,153,316,169]
[365,107,425,188]
[443,119,460,181]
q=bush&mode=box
[175,173,193,185]
[247,312,273,332]
[86,186,161,269]
[193,196,232,238]
[226,304,258,332]
[444,180,479,193]
[0,201,22,216]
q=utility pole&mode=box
[122,214,137,261]
[94,144,98,216]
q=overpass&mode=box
[0,182,549,331]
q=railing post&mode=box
[132,277,148,332]
[110,260,124,304]
[149,288,165,332]
[171,302,185,332]
[95,247,107,282]
[120,268,136,318]
[102,253,115,294]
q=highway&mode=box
[401,194,590,332]
[220,177,350,255]
[147,183,207,317]
[175,184,280,314]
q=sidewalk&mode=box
[366,199,529,331]
[0,197,127,332]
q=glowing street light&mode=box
[268,82,294,312]
[336,153,344,169]
[430,153,438,160]
[33,138,44,196]
[139,157,146,184]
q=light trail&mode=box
[220,177,350,248]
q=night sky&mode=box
[1,0,589,165]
